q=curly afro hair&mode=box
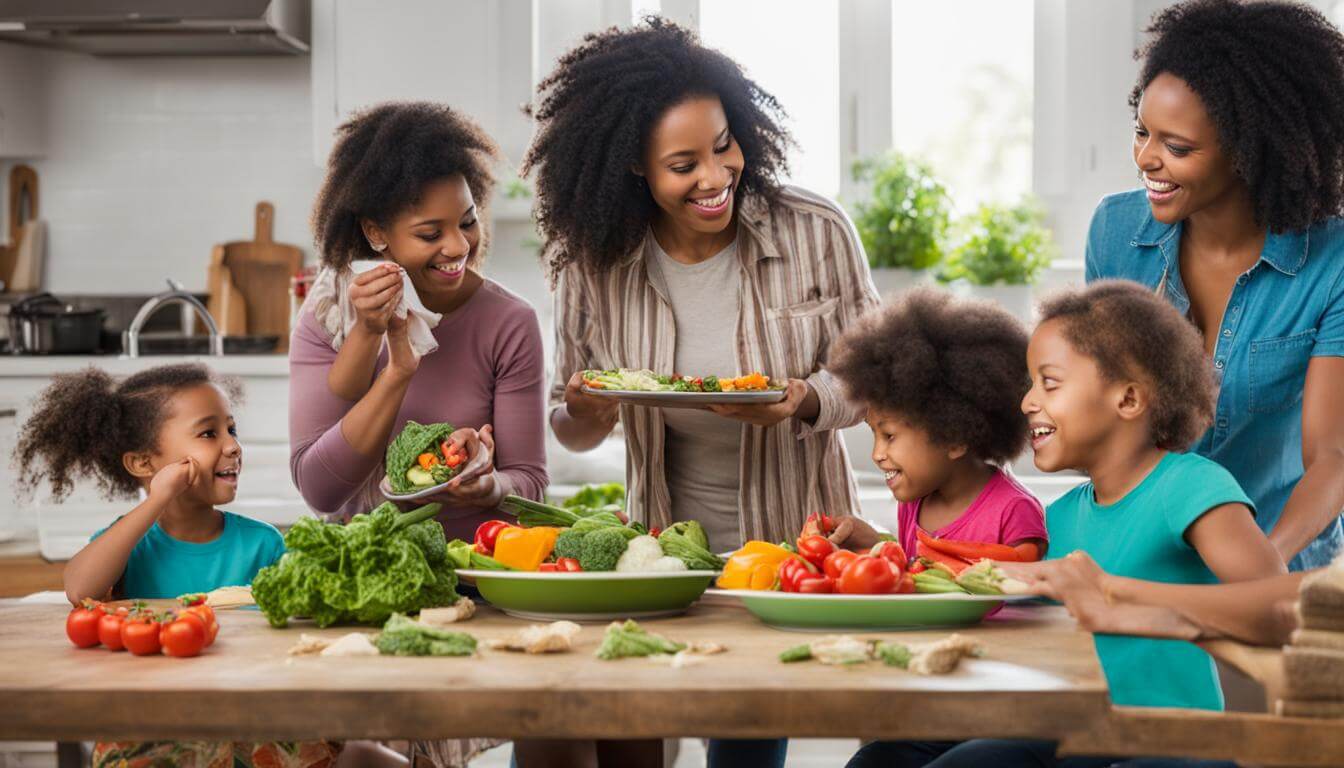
[14,364,242,501]
[312,101,501,270]
[828,287,1031,464]
[522,16,792,281]
[1131,0,1344,232]
[1037,280,1214,451]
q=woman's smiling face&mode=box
[364,174,482,309]
[1133,72,1242,224]
[639,95,745,237]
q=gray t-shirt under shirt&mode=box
[650,236,744,552]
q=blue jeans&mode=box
[707,738,787,768]
[846,739,1239,768]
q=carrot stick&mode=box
[916,529,1028,562]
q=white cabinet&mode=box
[311,0,535,168]
[0,42,48,159]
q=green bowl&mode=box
[456,569,718,621]
[716,589,1036,631]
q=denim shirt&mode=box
[1085,189,1344,571]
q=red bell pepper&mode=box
[778,557,816,592]
[473,519,515,555]
[796,574,835,593]
[915,528,1040,563]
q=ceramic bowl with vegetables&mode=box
[448,492,724,620]
[380,420,490,503]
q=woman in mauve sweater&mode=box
[288,101,547,546]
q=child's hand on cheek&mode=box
[149,457,200,503]
[827,515,881,551]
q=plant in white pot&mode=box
[937,198,1056,322]
[849,152,951,299]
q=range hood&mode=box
[0,0,309,56]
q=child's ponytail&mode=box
[14,363,236,501]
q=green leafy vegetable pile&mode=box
[386,420,457,493]
[252,502,459,628]
[375,613,477,657]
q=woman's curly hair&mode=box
[312,101,501,270]
[1038,281,1214,451]
[14,364,242,501]
[828,288,1032,464]
[522,16,792,281]
[1131,0,1344,232]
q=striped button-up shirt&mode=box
[549,186,881,542]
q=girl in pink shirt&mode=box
[826,287,1047,562]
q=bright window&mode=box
[890,0,1034,213]
[700,0,841,196]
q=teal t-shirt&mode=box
[92,511,285,599]
[1046,452,1254,710]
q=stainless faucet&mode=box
[124,279,224,358]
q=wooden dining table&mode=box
[0,597,1339,766]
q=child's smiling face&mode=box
[1022,319,1128,473]
[137,383,242,506]
[866,407,966,502]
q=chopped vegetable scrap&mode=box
[484,621,582,654]
[418,599,477,626]
[779,633,984,674]
[581,368,782,393]
[287,632,381,658]
[374,613,477,657]
[595,620,687,660]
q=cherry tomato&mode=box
[183,605,219,647]
[777,558,813,592]
[837,556,898,594]
[538,562,559,572]
[908,560,927,575]
[895,573,917,594]
[66,600,105,648]
[97,610,128,651]
[796,574,835,593]
[160,614,207,658]
[869,541,908,576]
[120,614,163,656]
[555,557,582,572]
[796,535,836,570]
[823,549,860,581]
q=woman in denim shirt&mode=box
[1087,0,1344,572]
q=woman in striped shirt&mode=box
[523,17,881,556]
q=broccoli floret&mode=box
[579,527,630,571]
[702,376,721,392]
[554,528,586,561]
[671,379,691,392]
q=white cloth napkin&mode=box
[304,260,441,357]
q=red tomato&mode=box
[97,611,127,651]
[796,535,836,570]
[120,614,162,656]
[796,574,835,593]
[823,549,860,581]
[538,563,559,572]
[895,573,916,594]
[778,558,813,592]
[870,541,908,575]
[837,556,898,594]
[160,614,207,658]
[555,557,582,572]
[183,605,219,647]
[66,600,104,648]
[908,560,927,575]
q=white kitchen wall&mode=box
[7,43,323,294]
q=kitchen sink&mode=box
[126,333,280,355]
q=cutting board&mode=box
[0,165,40,291]
[206,202,304,352]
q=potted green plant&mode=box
[848,152,951,297]
[937,197,1056,321]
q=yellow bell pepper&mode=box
[493,526,561,571]
[715,541,799,590]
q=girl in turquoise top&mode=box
[848,282,1286,768]
[14,363,283,602]
[1085,0,1344,572]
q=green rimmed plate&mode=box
[456,569,718,622]
[714,589,1038,632]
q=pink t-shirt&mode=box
[897,469,1047,558]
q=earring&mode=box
[369,242,387,253]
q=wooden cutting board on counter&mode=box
[206,202,304,352]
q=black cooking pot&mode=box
[6,293,106,355]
